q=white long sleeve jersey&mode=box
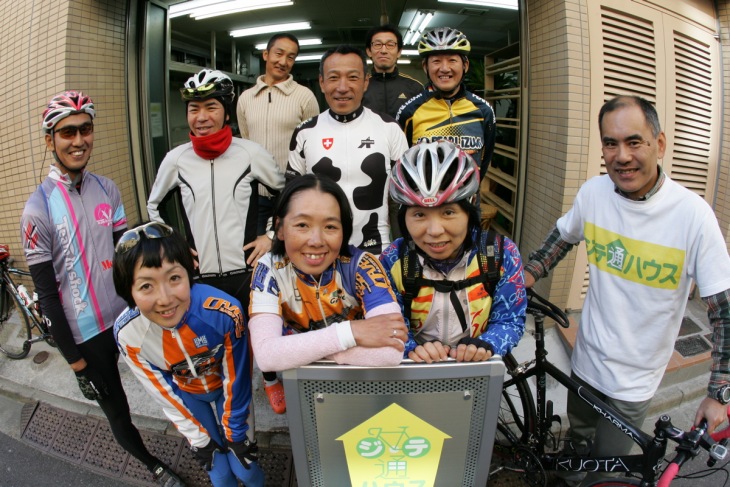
[147,138,284,275]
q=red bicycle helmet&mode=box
[41,91,95,133]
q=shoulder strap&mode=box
[399,240,421,319]
[479,229,503,298]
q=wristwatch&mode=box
[712,384,730,405]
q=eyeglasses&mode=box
[115,222,174,254]
[55,122,94,140]
[180,82,219,101]
[371,41,398,50]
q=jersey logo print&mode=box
[322,138,334,150]
[358,137,375,149]
[24,222,39,249]
[312,158,342,182]
[357,213,382,252]
[94,203,113,226]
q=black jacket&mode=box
[363,67,423,120]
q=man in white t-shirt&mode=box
[523,95,730,486]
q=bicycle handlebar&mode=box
[710,406,730,442]
[656,416,728,487]
[526,289,571,328]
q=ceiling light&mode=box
[254,38,322,50]
[296,53,324,63]
[401,49,419,56]
[403,11,433,46]
[170,0,292,20]
[230,21,311,37]
[193,2,291,20]
[438,0,518,10]
[366,59,411,65]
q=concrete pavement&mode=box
[0,292,719,482]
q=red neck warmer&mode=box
[189,125,233,160]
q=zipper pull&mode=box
[268,91,271,103]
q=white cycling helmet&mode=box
[180,69,234,103]
[390,140,480,207]
[418,27,471,58]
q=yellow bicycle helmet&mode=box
[418,27,471,58]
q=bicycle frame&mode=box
[0,255,53,357]
[507,306,669,485]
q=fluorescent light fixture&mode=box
[230,21,311,37]
[194,2,291,20]
[438,0,518,10]
[401,49,419,56]
[296,53,324,63]
[366,59,411,65]
[170,0,292,19]
[254,38,322,50]
[403,11,434,46]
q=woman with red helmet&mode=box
[380,140,526,363]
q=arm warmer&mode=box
[29,261,82,363]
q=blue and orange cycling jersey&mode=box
[114,283,253,446]
[249,245,397,333]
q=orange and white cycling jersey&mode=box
[249,245,397,333]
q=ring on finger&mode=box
[392,329,397,337]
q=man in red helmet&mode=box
[20,91,184,486]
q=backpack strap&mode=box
[399,230,504,334]
[481,229,503,298]
[399,240,421,319]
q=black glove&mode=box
[191,439,226,471]
[229,438,258,469]
[457,337,493,353]
[74,367,110,401]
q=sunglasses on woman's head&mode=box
[115,222,174,255]
[54,122,94,139]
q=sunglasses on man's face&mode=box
[115,222,174,255]
[55,122,94,140]
[180,83,218,101]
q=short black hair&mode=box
[271,174,353,258]
[364,24,404,51]
[266,33,300,53]
[598,95,662,138]
[319,45,368,77]
[113,223,195,308]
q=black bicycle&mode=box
[489,289,730,486]
[0,244,55,359]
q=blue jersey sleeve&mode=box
[478,236,527,356]
[379,241,418,357]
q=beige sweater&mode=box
[236,75,319,196]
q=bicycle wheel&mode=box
[489,352,542,486]
[0,287,32,359]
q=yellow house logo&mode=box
[336,403,451,486]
